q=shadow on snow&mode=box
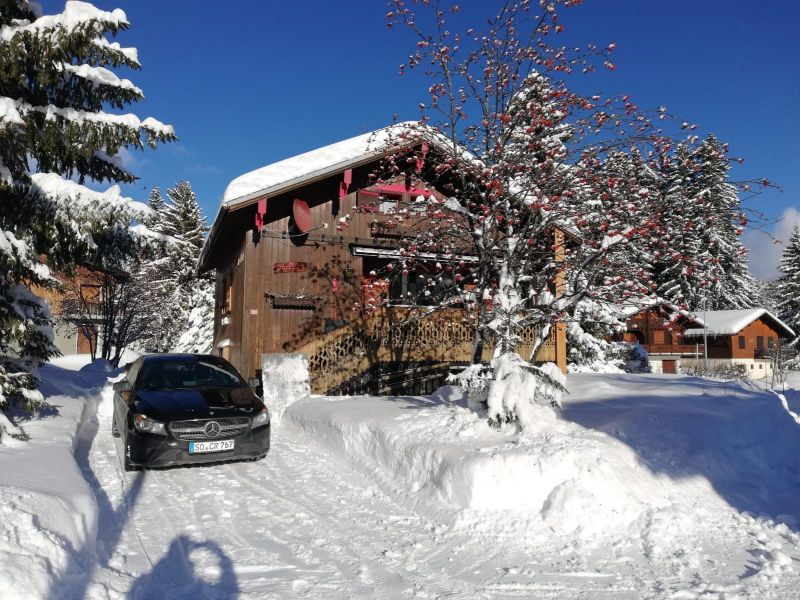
[560,374,800,531]
[47,383,239,598]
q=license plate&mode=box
[189,439,235,454]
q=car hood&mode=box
[134,387,263,421]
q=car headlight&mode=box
[133,414,166,435]
[252,407,270,428]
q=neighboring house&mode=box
[625,302,794,378]
[198,124,567,394]
[34,264,103,356]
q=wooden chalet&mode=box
[198,124,567,394]
[624,302,794,377]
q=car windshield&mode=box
[136,356,247,391]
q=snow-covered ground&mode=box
[1,362,799,599]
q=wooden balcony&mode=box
[641,344,704,356]
[296,307,558,394]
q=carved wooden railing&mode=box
[296,307,557,394]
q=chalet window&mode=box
[653,330,666,345]
[756,336,764,349]
[768,337,775,349]
[357,190,403,214]
[738,336,745,349]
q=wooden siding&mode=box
[729,319,779,360]
[211,166,567,381]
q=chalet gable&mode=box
[198,123,459,273]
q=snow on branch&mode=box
[29,172,149,216]
[58,63,143,96]
[0,1,128,42]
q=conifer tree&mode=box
[139,181,212,353]
[777,225,800,343]
[0,1,175,409]
[653,136,756,311]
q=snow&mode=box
[0,360,111,598]
[59,62,142,95]
[684,308,795,337]
[0,97,24,126]
[222,123,419,205]
[260,353,309,424]
[0,1,128,42]
[2,366,800,598]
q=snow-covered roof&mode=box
[221,122,429,209]
[683,309,795,338]
[199,122,461,273]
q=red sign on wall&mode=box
[273,261,308,274]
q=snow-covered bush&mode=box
[681,362,748,380]
[448,364,493,411]
[452,356,566,430]
[486,354,566,430]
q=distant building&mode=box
[625,302,794,378]
[34,262,104,356]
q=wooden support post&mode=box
[554,227,568,374]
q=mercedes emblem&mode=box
[204,421,221,438]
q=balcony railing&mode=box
[641,344,704,356]
[296,307,557,394]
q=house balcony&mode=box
[641,344,704,357]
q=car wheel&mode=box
[111,413,121,438]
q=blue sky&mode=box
[41,0,800,279]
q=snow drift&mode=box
[286,374,800,551]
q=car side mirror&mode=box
[113,380,134,404]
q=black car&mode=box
[112,354,270,471]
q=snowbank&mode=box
[285,374,800,553]
[0,361,110,598]
[261,353,309,423]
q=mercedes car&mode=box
[112,354,270,471]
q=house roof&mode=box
[683,308,795,338]
[221,121,440,210]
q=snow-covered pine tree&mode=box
[139,181,213,353]
[694,136,757,309]
[0,1,175,409]
[559,149,657,368]
[146,186,166,228]
[776,225,800,345]
[653,136,756,311]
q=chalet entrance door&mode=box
[663,359,677,374]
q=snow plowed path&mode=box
[80,386,644,599]
[76,383,800,599]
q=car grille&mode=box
[169,417,251,440]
